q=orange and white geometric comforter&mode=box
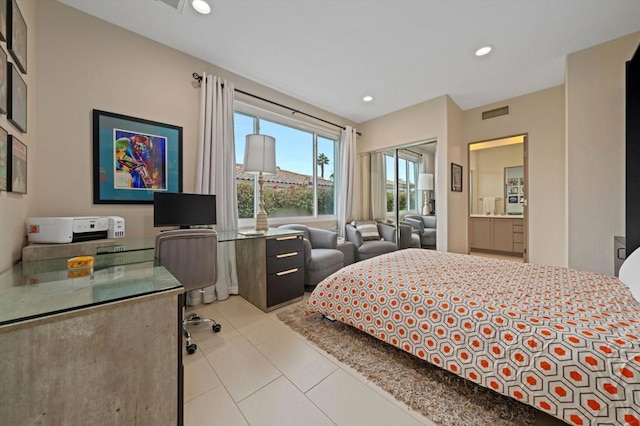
[306,249,640,426]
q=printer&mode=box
[27,217,110,244]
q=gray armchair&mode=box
[346,221,403,261]
[279,224,344,290]
[403,215,436,249]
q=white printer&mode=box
[27,217,111,244]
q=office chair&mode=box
[155,229,221,355]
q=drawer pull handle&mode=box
[276,236,298,241]
[276,252,298,259]
[276,268,298,276]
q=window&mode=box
[234,109,338,221]
[385,153,418,215]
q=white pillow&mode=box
[619,247,640,302]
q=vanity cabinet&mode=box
[470,217,524,254]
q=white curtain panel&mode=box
[193,73,239,304]
[370,152,387,221]
[337,126,357,239]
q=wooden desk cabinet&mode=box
[236,232,305,312]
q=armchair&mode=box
[345,221,402,261]
[403,215,436,249]
[279,224,344,290]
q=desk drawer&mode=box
[267,235,303,257]
[267,251,304,275]
[267,267,304,307]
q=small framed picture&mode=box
[508,196,518,204]
[8,63,26,132]
[0,48,6,114]
[0,125,7,191]
[508,186,519,194]
[8,134,26,194]
[7,0,26,74]
[0,0,7,42]
[451,163,462,192]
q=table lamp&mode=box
[243,134,276,231]
[418,173,434,215]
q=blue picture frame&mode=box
[92,109,182,204]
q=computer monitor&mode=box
[153,192,216,228]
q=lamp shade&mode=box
[418,173,434,190]
[243,134,276,175]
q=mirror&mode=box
[360,140,437,248]
[469,137,524,215]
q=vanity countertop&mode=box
[470,214,524,218]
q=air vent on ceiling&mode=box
[155,0,186,12]
[482,106,509,120]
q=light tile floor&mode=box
[183,295,565,426]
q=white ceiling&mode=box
[58,0,640,123]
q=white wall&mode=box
[464,86,566,267]
[15,0,354,271]
[566,32,640,274]
[357,96,453,251]
[0,0,36,272]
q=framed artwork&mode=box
[0,0,6,42]
[92,109,183,204]
[451,162,462,192]
[7,134,26,194]
[8,63,25,132]
[0,125,7,190]
[508,186,519,194]
[7,0,26,74]
[0,48,7,114]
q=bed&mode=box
[306,249,640,426]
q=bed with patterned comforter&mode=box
[306,249,640,425]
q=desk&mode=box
[0,247,183,425]
[92,229,306,312]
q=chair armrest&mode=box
[422,215,437,229]
[308,227,338,249]
[345,224,363,247]
[377,223,397,242]
[403,217,424,233]
[302,238,312,266]
[398,224,412,249]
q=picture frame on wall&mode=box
[92,109,183,204]
[0,0,7,42]
[0,126,7,191]
[451,162,463,192]
[8,134,26,194]
[8,63,26,132]
[7,0,26,74]
[0,48,7,115]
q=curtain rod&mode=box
[193,73,360,136]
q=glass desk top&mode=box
[1,228,302,327]
[94,228,304,254]
[0,248,181,327]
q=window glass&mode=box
[234,110,338,220]
[235,112,256,219]
[317,136,336,215]
[386,154,395,214]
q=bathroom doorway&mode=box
[468,135,528,262]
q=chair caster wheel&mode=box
[186,343,197,354]
[212,324,221,333]
[187,313,200,321]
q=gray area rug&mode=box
[277,303,536,426]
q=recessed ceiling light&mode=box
[192,0,211,14]
[363,95,373,102]
[475,45,493,57]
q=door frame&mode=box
[467,133,529,262]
